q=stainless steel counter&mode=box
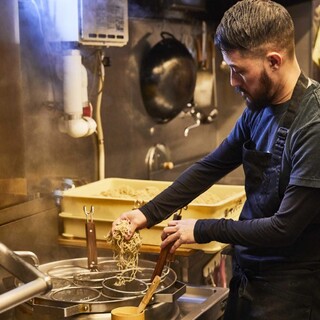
[177,286,228,320]
[11,285,228,320]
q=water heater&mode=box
[48,0,128,47]
[80,0,128,47]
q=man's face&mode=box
[222,50,276,111]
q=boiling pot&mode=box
[140,32,197,123]
[13,257,184,320]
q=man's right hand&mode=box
[111,209,148,240]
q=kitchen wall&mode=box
[1,0,221,197]
[0,0,315,198]
[0,1,25,180]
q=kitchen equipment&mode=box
[51,286,101,303]
[111,306,145,320]
[178,286,229,320]
[194,21,214,108]
[60,178,246,253]
[72,264,171,289]
[184,21,218,136]
[137,275,161,313]
[84,205,98,271]
[140,32,197,123]
[102,277,148,299]
[151,210,182,281]
[0,243,52,313]
[145,144,174,179]
[11,257,185,319]
[7,253,229,320]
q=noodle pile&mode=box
[106,220,142,286]
[101,185,160,201]
[101,185,223,204]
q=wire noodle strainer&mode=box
[102,277,148,299]
[51,286,101,303]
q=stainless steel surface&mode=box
[145,144,174,179]
[13,251,40,268]
[43,258,178,295]
[0,244,52,314]
[2,252,229,320]
[11,257,184,318]
[0,197,52,226]
[13,285,228,320]
[0,197,65,266]
[14,300,181,320]
[177,286,228,320]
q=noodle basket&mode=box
[102,277,148,299]
[51,286,101,303]
[27,258,181,307]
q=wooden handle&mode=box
[151,211,182,281]
[150,242,174,281]
[85,221,98,270]
[137,275,161,314]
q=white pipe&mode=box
[96,52,105,180]
[81,64,89,106]
[63,49,82,115]
[59,49,97,138]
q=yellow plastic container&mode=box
[60,178,246,253]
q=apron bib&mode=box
[241,73,309,219]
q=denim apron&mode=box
[223,73,320,320]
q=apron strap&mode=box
[273,72,310,158]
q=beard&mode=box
[235,69,274,111]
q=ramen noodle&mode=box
[106,220,142,286]
[101,185,161,201]
[101,185,223,204]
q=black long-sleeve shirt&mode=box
[140,82,320,271]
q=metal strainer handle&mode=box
[0,243,52,313]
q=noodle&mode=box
[106,220,142,286]
[101,186,161,201]
[101,185,224,204]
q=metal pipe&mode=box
[13,251,40,268]
[0,243,52,313]
[0,277,51,314]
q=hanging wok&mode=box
[140,32,197,123]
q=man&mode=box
[113,0,320,318]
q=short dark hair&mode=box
[214,0,295,57]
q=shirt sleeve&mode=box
[288,121,320,188]
[194,184,320,247]
[139,109,250,228]
[140,137,243,228]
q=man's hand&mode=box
[161,219,197,253]
[111,209,147,240]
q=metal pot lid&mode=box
[140,32,197,123]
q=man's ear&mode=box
[266,52,282,70]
